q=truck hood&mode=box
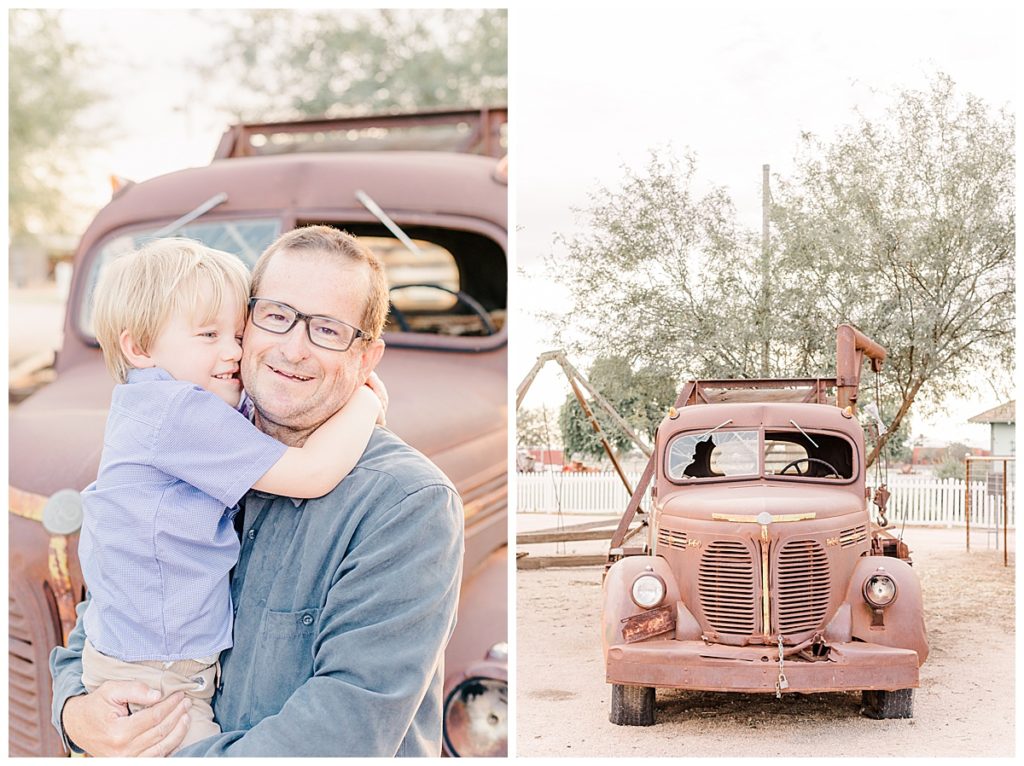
[658,481,865,521]
[9,349,506,497]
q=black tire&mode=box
[609,684,655,726]
[860,688,914,719]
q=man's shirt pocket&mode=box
[261,607,321,639]
[251,607,321,719]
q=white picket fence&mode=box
[516,471,1015,528]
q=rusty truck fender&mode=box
[602,556,701,655]
[825,555,929,665]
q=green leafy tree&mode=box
[516,406,561,450]
[545,149,839,386]
[773,74,1015,465]
[548,75,1014,468]
[8,9,102,239]
[860,415,912,468]
[558,356,676,460]
[935,442,969,480]
[203,9,507,121]
[882,422,912,464]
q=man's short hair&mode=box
[92,238,251,383]
[250,226,389,341]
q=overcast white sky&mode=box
[511,1,1017,447]
[60,10,238,219]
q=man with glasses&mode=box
[51,226,465,756]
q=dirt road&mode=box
[515,525,1015,757]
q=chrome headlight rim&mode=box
[630,570,667,609]
[862,571,898,608]
[442,674,508,757]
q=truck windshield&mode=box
[78,219,503,344]
[79,218,282,338]
[667,430,759,480]
[764,431,854,480]
[667,428,855,481]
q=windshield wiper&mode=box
[355,189,423,256]
[152,192,229,237]
[698,419,733,441]
[789,419,819,448]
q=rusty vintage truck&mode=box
[602,324,928,725]
[9,108,508,757]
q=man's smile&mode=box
[268,364,315,382]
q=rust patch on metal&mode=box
[46,535,78,645]
[621,605,675,644]
[9,486,46,522]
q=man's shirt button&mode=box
[247,529,257,540]
[301,614,314,626]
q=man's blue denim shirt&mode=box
[51,427,465,756]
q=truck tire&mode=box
[610,684,655,726]
[860,688,914,719]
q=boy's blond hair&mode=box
[92,238,251,383]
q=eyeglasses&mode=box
[248,297,370,352]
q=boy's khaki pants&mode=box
[82,640,221,751]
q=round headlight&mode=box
[863,572,898,608]
[630,572,666,609]
[443,677,507,757]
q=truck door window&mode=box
[667,430,759,480]
[764,431,855,480]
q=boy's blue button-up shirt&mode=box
[51,427,465,756]
[79,367,287,661]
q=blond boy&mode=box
[79,239,382,750]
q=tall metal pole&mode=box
[965,458,972,552]
[1002,458,1008,567]
[761,164,771,375]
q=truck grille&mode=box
[9,593,44,756]
[656,527,688,550]
[698,541,757,635]
[9,581,67,756]
[776,539,831,634]
[839,524,868,547]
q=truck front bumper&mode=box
[606,639,920,693]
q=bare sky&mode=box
[60,9,237,220]
[512,1,1017,446]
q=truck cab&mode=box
[9,109,508,757]
[602,326,928,725]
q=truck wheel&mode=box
[610,684,655,726]
[860,688,914,719]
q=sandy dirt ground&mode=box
[516,517,1015,757]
